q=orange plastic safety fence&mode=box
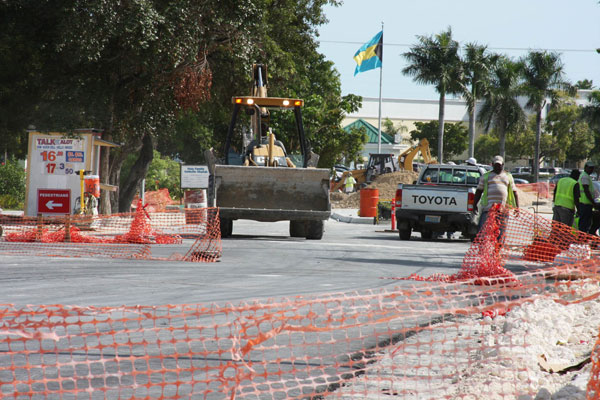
[403,204,600,284]
[516,181,554,200]
[0,203,221,262]
[2,270,600,399]
[131,189,179,213]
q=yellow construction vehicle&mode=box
[398,138,436,171]
[204,64,330,239]
[331,153,399,192]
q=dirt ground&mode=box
[330,170,418,208]
[330,171,550,209]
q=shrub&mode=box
[0,158,25,209]
[121,151,182,200]
[0,194,24,210]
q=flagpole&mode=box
[377,22,383,153]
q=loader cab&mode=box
[365,153,399,182]
[245,133,289,167]
[367,154,399,174]
[224,96,311,167]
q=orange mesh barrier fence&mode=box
[402,205,600,284]
[5,205,600,398]
[131,189,179,213]
[2,271,600,399]
[516,182,554,200]
[0,203,221,262]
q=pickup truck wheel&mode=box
[305,220,324,240]
[220,217,233,238]
[421,230,433,240]
[289,220,306,237]
[399,228,411,240]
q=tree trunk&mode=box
[533,108,542,183]
[468,108,475,159]
[499,125,506,162]
[99,92,115,215]
[438,92,445,163]
[99,143,112,215]
[118,133,155,212]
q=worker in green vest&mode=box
[344,172,357,194]
[552,169,580,227]
[577,161,598,233]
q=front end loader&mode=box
[205,64,331,239]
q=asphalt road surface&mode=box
[0,217,471,307]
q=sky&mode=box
[316,0,600,100]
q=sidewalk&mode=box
[331,204,554,225]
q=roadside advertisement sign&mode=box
[25,132,91,216]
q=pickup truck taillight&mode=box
[395,185,402,208]
[467,191,474,212]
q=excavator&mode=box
[331,139,436,192]
[204,64,331,239]
[331,153,399,192]
[398,138,436,171]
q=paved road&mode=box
[0,215,470,307]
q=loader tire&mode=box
[305,220,324,240]
[289,220,306,237]
[220,217,233,238]
[399,228,411,240]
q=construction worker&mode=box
[473,155,519,235]
[465,157,487,176]
[344,172,357,194]
[552,169,580,228]
[577,161,598,233]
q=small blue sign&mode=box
[66,151,84,163]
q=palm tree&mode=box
[460,43,498,158]
[582,90,600,160]
[582,90,600,130]
[520,51,570,182]
[402,27,462,163]
[478,56,526,161]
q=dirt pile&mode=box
[330,172,550,209]
[515,187,551,208]
[330,170,418,209]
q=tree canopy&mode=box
[0,0,358,212]
[520,51,570,182]
[409,121,468,161]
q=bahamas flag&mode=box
[353,31,383,76]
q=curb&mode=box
[330,212,376,225]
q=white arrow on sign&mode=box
[45,200,63,210]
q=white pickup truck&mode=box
[394,164,483,240]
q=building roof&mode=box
[343,119,395,145]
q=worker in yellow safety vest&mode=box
[473,155,519,236]
[577,161,598,233]
[552,169,580,228]
[344,172,357,194]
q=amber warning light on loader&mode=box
[232,97,303,108]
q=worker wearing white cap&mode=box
[473,155,519,236]
[465,157,486,175]
[577,160,598,233]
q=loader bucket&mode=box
[212,165,331,222]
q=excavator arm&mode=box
[398,138,436,170]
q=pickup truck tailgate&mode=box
[399,184,473,213]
